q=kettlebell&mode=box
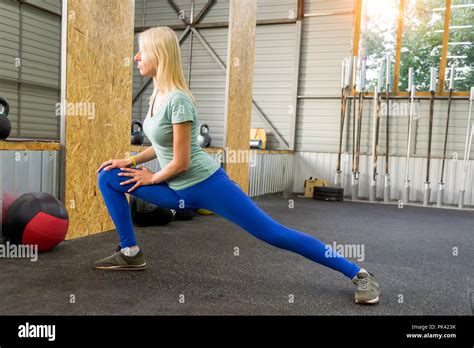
[197,124,212,148]
[130,196,195,227]
[0,97,10,117]
[0,117,11,140]
[131,119,144,145]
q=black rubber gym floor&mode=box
[0,195,473,315]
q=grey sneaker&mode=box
[352,269,380,304]
[94,246,147,271]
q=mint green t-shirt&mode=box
[142,89,220,190]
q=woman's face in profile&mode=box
[133,50,156,77]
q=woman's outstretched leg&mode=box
[178,168,380,304]
[176,168,360,279]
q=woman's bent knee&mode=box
[97,167,120,188]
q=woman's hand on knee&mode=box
[97,159,132,173]
[118,166,155,192]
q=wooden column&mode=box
[65,0,135,239]
[223,0,257,193]
[438,0,452,93]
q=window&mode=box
[399,0,445,91]
[355,0,473,95]
[445,0,474,90]
[358,0,399,91]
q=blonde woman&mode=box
[96,27,380,304]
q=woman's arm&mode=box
[128,146,157,166]
[151,122,191,184]
[97,146,156,173]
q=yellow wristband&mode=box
[130,156,137,167]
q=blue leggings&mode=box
[97,166,360,279]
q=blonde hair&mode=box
[138,26,195,104]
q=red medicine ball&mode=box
[5,192,69,252]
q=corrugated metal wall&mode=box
[0,150,60,237]
[134,0,297,27]
[22,0,61,14]
[296,0,356,152]
[0,0,61,140]
[298,0,355,97]
[0,1,20,135]
[248,153,294,197]
[185,28,226,145]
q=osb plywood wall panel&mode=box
[66,0,135,239]
[224,0,257,193]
